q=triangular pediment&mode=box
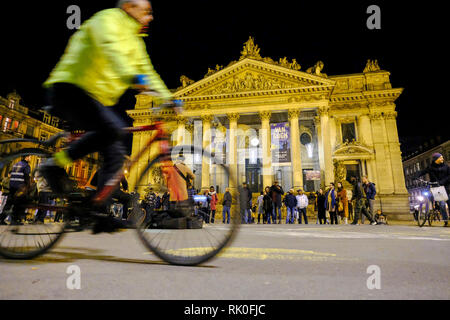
[174,58,335,98]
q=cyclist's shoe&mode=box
[92,215,132,234]
[371,221,377,225]
[38,159,74,194]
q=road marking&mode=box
[161,247,356,262]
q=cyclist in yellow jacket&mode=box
[42,0,170,190]
[41,0,171,232]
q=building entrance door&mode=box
[245,159,262,193]
[345,161,362,183]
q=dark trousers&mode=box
[48,83,126,193]
[318,209,326,224]
[329,211,338,224]
[298,207,308,224]
[35,192,52,222]
[352,199,374,224]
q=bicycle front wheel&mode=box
[0,148,68,259]
[135,146,240,266]
[416,203,428,227]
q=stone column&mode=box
[175,116,187,146]
[258,111,273,189]
[227,113,240,191]
[384,111,408,194]
[370,112,395,194]
[185,123,194,145]
[317,107,334,186]
[288,109,303,190]
[201,115,213,192]
[358,112,377,186]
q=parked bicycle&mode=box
[0,100,240,265]
[412,179,446,227]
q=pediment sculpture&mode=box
[204,72,299,95]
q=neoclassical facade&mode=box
[128,37,410,219]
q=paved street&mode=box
[1,223,449,300]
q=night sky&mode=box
[0,1,446,153]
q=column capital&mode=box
[201,114,214,123]
[317,106,329,117]
[384,111,398,120]
[288,109,301,121]
[175,116,188,125]
[185,123,194,133]
[227,113,240,122]
[313,115,321,126]
[369,112,384,120]
[258,111,272,122]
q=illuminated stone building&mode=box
[128,37,410,219]
[0,91,97,186]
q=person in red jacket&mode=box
[208,186,219,223]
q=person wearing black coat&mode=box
[263,186,274,224]
[316,189,327,224]
[415,153,450,227]
[239,182,252,224]
[270,181,284,224]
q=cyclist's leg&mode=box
[49,83,125,161]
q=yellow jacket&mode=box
[44,8,172,106]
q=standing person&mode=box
[325,183,338,225]
[350,177,377,225]
[143,187,157,219]
[0,156,31,225]
[208,186,218,223]
[161,191,170,211]
[263,186,274,224]
[222,187,232,224]
[415,153,450,227]
[362,176,377,221]
[283,189,297,224]
[33,170,53,224]
[316,188,327,224]
[336,182,349,224]
[296,189,309,224]
[239,182,252,224]
[270,181,284,224]
[40,0,173,233]
[257,191,265,224]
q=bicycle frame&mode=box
[92,121,170,204]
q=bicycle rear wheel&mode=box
[135,146,240,266]
[0,148,68,259]
[428,209,440,226]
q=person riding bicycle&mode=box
[415,153,450,227]
[40,0,172,233]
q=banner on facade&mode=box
[305,170,321,181]
[271,122,291,163]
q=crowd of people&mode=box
[233,176,385,225]
[1,152,449,228]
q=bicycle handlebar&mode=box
[415,178,440,186]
